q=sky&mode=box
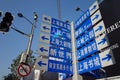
[0,0,96,79]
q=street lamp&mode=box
[75,7,85,13]
[17,12,38,64]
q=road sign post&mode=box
[71,22,82,80]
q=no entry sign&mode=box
[17,63,31,77]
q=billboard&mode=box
[99,0,120,77]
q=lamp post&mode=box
[17,13,38,80]
[18,12,38,65]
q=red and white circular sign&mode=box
[17,63,31,77]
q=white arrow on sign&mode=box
[42,15,52,24]
[38,44,49,56]
[41,23,51,34]
[35,56,48,71]
[99,49,115,67]
[93,20,106,37]
[39,32,50,44]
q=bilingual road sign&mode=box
[17,63,31,77]
[78,49,115,74]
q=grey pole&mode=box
[25,12,38,64]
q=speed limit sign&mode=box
[17,63,31,77]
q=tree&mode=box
[4,50,35,80]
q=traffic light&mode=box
[0,12,13,32]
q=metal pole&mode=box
[26,13,38,64]
[57,0,61,20]
[71,22,83,80]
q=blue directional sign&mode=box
[51,26,71,41]
[48,60,73,74]
[52,18,71,31]
[50,36,71,51]
[42,15,71,31]
[49,46,72,60]
[74,1,99,29]
[78,49,115,74]
[75,10,102,38]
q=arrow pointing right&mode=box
[102,54,111,61]
[90,5,97,11]
[95,26,103,32]
[98,38,106,45]
[92,14,99,21]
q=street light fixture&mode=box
[75,7,85,13]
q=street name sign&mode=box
[48,60,73,74]
[78,49,115,74]
[74,1,99,29]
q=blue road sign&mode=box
[52,18,71,31]
[74,1,99,29]
[77,40,98,60]
[48,60,73,74]
[78,54,101,74]
[75,10,102,38]
[78,49,115,74]
[49,46,72,60]
[51,26,71,40]
[38,61,47,67]
[50,36,71,51]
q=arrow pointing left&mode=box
[41,36,49,40]
[38,61,47,67]
[40,47,48,52]
[40,32,50,44]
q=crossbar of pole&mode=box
[11,27,30,37]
